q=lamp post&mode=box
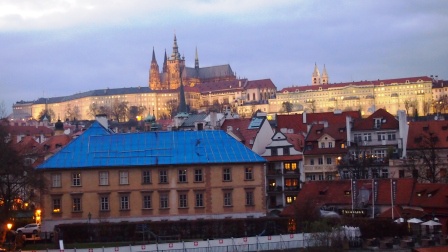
[88,212,92,242]
[6,223,12,252]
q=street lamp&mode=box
[6,223,12,252]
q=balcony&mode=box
[304,164,337,173]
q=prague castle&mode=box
[10,36,442,122]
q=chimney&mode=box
[239,81,241,87]
[95,114,108,129]
[303,111,307,124]
[210,112,217,128]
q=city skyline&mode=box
[1,0,447,114]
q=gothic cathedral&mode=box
[149,35,236,90]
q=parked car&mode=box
[16,223,40,234]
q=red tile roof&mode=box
[284,133,304,152]
[304,123,348,155]
[6,125,53,137]
[407,120,448,149]
[279,76,432,93]
[264,155,302,162]
[352,108,398,130]
[245,79,277,90]
[277,111,361,134]
[281,179,417,216]
[221,118,259,148]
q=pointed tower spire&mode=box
[195,46,199,69]
[171,34,181,60]
[163,49,168,73]
[149,47,161,90]
[321,64,329,84]
[178,66,187,113]
[312,63,321,85]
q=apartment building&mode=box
[37,119,267,232]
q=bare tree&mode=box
[433,96,448,115]
[128,105,147,121]
[64,103,80,121]
[37,108,56,122]
[0,125,46,224]
[87,103,111,119]
[281,101,293,114]
[405,131,448,183]
[166,99,178,118]
[110,99,129,122]
[404,99,417,117]
[0,101,7,119]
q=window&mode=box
[374,149,387,158]
[194,169,203,182]
[326,174,333,180]
[100,196,109,211]
[119,171,129,185]
[318,158,323,165]
[378,133,386,141]
[120,195,130,210]
[142,170,151,184]
[52,198,61,213]
[306,174,316,181]
[143,195,152,209]
[245,191,254,206]
[271,148,278,156]
[160,194,169,209]
[223,191,232,206]
[178,169,187,183]
[72,173,81,186]
[381,169,389,178]
[159,170,168,183]
[363,133,372,141]
[179,193,188,208]
[387,133,396,140]
[285,178,299,188]
[399,170,405,178]
[286,196,296,204]
[283,147,290,155]
[195,192,204,207]
[52,173,61,188]
[320,142,325,148]
[343,170,350,179]
[354,133,362,143]
[328,142,333,148]
[326,157,332,164]
[72,196,82,212]
[318,174,324,180]
[284,162,297,171]
[223,168,231,181]
[310,159,314,165]
[245,167,253,180]
[99,171,109,186]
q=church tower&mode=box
[321,64,329,84]
[166,34,185,90]
[312,63,321,85]
[149,47,161,90]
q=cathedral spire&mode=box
[171,34,181,60]
[151,47,157,63]
[163,49,168,73]
[195,47,199,69]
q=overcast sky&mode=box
[1,0,447,114]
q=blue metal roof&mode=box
[37,122,265,169]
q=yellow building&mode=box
[37,120,266,232]
[270,74,433,117]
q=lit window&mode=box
[52,198,61,213]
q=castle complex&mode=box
[10,36,443,122]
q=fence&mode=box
[33,233,324,252]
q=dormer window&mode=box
[320,142,325,148]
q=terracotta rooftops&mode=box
[407,120,448,149]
